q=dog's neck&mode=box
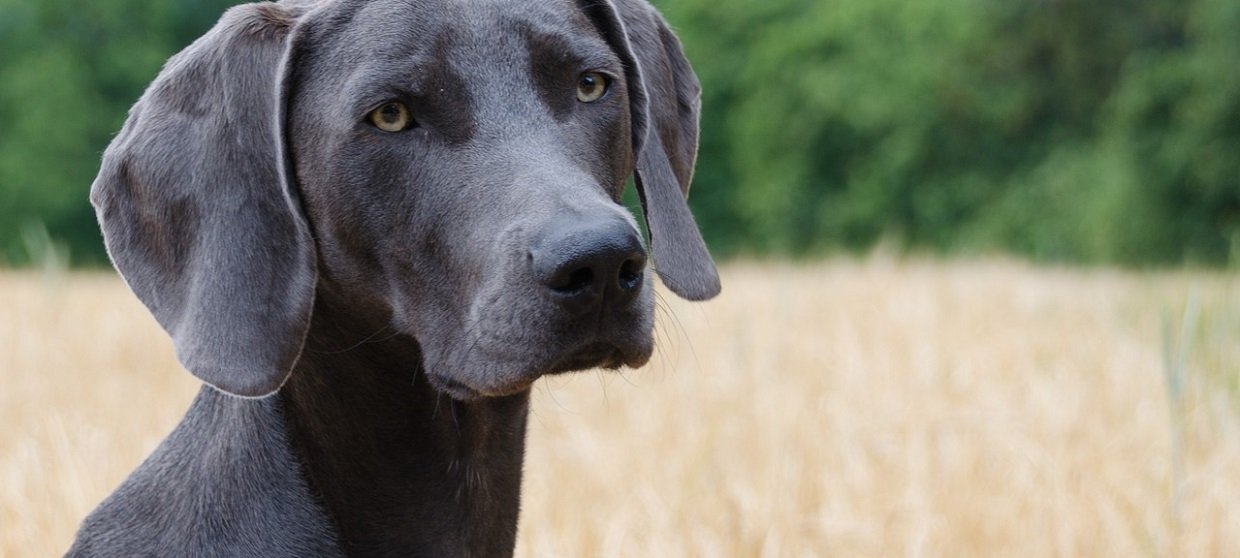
[279,292,530,557]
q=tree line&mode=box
[1,0,1236,267]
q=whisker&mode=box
[652,291,678,365]
[543,378,569,413]
[654,288,703,375]
[528,384,550,429]
[593,368,611,408]
[312,323,396,355]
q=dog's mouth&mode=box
[429,375,485,400]
[546,341,630,374]
[422,268,658,401]
[428,339,651,400]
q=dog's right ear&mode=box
[91,3,317,398]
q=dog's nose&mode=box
[530,217,646,311]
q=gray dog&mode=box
[68,0,717,556]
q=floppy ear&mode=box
[579,0,721,301]
[90,3,317,398]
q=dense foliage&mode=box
[1,0,1237,266]
[0,0,240,265]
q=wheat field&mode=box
[1,260,1237,557]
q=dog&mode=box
[67,0,718,555]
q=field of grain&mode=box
[1,260,1237,557]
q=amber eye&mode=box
[368,102,413,132]
[576,72,609,103]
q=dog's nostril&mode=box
[618,259,643,291]
[551,267,595,294]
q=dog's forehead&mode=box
[293,0,624,143]
[315,0,608,61]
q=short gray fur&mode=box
[69,0,717,556]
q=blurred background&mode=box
[1,0,1237,268]
[1,0,1238,556]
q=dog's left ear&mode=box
[579,0,721,301]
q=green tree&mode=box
[1,0,1237,267]
[0,0,236,265]
[663,0,1238,265]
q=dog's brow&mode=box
[519,23,623,121]
[516,18,621,67]
[337,39,477,144]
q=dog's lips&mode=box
[426,373,485,400]
[428,284,657,400]
[547,341,648,375]
[430,336,654,401]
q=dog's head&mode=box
[91,0,718,399]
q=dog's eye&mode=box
[368,102,413,132]
[576,72,609,103]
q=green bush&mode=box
[665,0,1239,264]
[0,0,237,265]
[1,0,1236,266]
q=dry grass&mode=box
[1,259,1237,557]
